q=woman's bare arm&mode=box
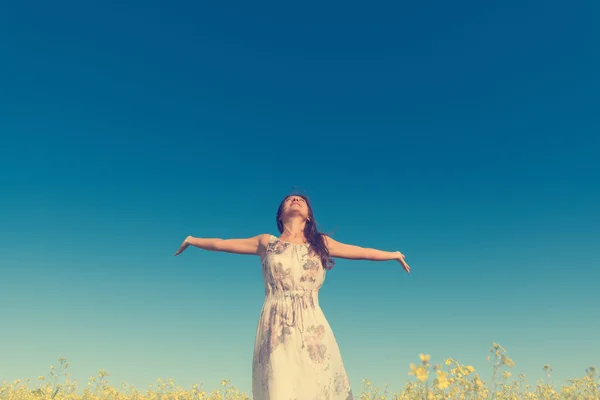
[323,236,397,260]
[175,234,267,256]
[323,236,410,273]
[213,234,267,255]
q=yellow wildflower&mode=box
[436,371,450,389]
[409,364,429,382]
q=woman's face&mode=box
[281,195,310,220]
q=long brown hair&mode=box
[276,193,335,270]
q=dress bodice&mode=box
[260,235,326,297]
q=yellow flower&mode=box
[466,365,475,374]
[420,353,431,363]
[445,358,453,366]
[409,364,429,382]
[436,371,450,390]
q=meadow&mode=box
[1,343,597,400]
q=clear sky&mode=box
[1,0,598,396]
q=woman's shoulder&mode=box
[257,233,274,257]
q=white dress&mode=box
[252,235,354,400]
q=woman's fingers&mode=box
[174,240,189,256]
[399,258,410,273]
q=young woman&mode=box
[174,194,411,400]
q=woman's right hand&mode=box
[174,236,191,256]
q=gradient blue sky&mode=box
[1,0,599,395]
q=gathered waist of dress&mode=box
[262,289,320,345]
[264,288,319,301]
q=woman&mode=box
[174,194,411,400]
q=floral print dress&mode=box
[252,235,354,400]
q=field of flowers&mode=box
[1,343,598,399]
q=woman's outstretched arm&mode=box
[174,234,267,256]
[324,236,411,273]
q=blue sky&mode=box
[1,0,599,395]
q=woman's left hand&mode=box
[396,251,410,274]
